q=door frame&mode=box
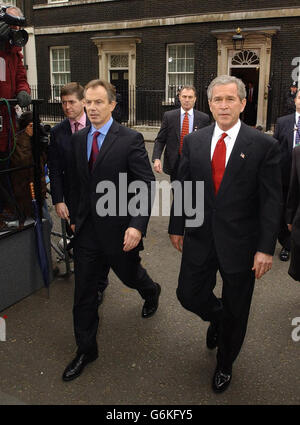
[92,36,141,125]
[211,27,279,129]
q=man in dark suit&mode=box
[152,85,210,181]
[48,82,109,299]
[62,79,160,382]
[274,88,300,262]
[285,81,297,115]
[244,81,258,126]
[286,144,300,281]
[48,82,88,217]
[169,75,281,393]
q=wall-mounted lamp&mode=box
[232,28,245,50]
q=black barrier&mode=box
[0,99,45,233]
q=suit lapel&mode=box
[199,124,215,198]
[193,110,201,132]
[76,126,90,179]
[174,109,181,141]
[288,114,295,151]
[62,118,72,137]
[217,122,253,197]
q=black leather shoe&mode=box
[212,367,232,393]
[279,248,290,261]
[206,321,219,350]
[62,352,98,382]
[142,283,161,318]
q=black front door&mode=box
[110,70,129,122]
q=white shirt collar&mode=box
[211,119,241,165]
[181,107,193,116]
[214,119,241,141]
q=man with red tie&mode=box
[152,85,210,181]
[169,75,282,393]
[62,79,160,382]
[48,82,109,303]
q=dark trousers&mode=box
[170,155,180,183]
[73,218,156,355]
[278,191,291,250]
[288,238,300,281]
[177,241,255,373]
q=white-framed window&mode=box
[50,46,71,98]
[1,0,17,5]
[48,0,69,4]
[166,43,194,102]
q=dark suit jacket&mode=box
[169,122,282,274]
[152,108,210,175]
[286,145,300,245]
[273,113,296,198]
[48,115,90,207]
[69,120,155,255]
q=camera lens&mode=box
[9,29,28,47]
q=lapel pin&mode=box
[240,152,246,159]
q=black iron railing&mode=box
[29,85,192,126]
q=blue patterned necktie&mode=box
[296,116,300,146]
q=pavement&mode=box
[0,142,299,406]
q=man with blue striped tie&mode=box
[274,86,300,262]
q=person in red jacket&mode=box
[0,5,31,215]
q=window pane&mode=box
[177,59,185,72]
[186,45,194,58]
[177,45,186,58]
[177,74,186,86]
[186,74,194,85]
[168,57,176,72]
[186,59,194,72]
[168,45,177,58]
[166,44,194,101]
[52,61,58,72]
[169,74,176,86]
[51,47,70,92]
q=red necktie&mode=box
[179,112,189,155]
[89,131,100,172]
[74,121,79,133]
[212,132,227,194]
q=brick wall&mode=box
[33,1,300,125]
[32,1,299,27]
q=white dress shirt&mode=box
[180,107,194,134]
[293,111,300,147]
[211,120,241,166]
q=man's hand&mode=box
[70,224,75,233]
[123,227,142,252]
[169,234,184,252]
[252,251,273,279]
[288,223,292,232]
[153,159,163,174]
[55,202,69,220]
